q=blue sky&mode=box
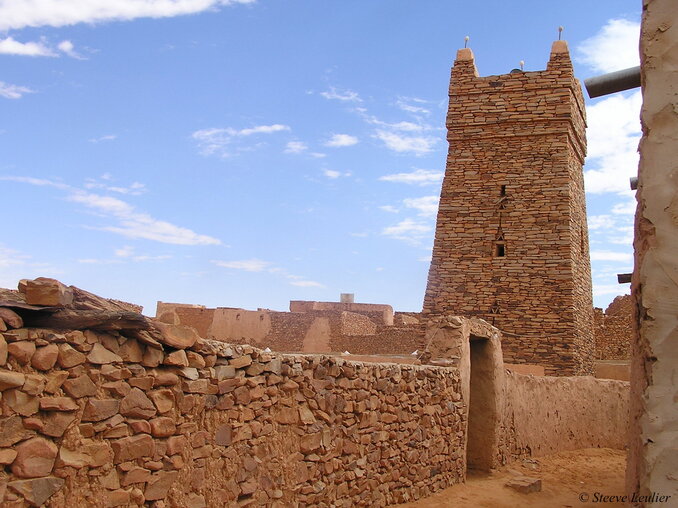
[0,0,640,315]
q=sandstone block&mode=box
[62,374,97,398]
[58,447,91,468]
[12,437,58,478]
[142,346,164,367]
[0,448,17,464]
[31,344,59,371]
[0,369,25,390]
[144,471,179,501]
[41,412,77,437]
[229,355,252,369]
[112,434,155,463]
[120,388,157,419]
[39,397,78,411]
[0,415,34,446]
[21,374,46,396]
[8,477,65,507]
[152,372,179,386]
[129,376,154,390]
[505,476,542,494]
[5,388,39,416]
[186,351,205,368]
[8,341,36,364]
[44,371,69,394]
[82,399,120,422]
[150,417,176,437]
[166,435,187,455]
[215,424,232,446]
[163,350,189,367]
[121,467,151,486]
[87,343,123,364]
[275,407,299,424]
[154,322,200,349]
[300,432,323,454]
[57,343,86,368]
[119,339,144,362]
[182,379,210,394]
[214,365,235,380]
[149,389,175,413]
[106,489,131,507]
[0,334,7,365]
[0,307,23,328]
[102,380,131,397]
[19,278,73,307]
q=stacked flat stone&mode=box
[422,41,595,376]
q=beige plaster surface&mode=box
[627,0,678,503]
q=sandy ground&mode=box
[395,448,627,508]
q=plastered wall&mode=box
[627,0,678,503]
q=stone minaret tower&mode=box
[423,41,594,376]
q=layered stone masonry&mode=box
[423,41,594,376]
[593,295,632,360]
[0,325,466,507]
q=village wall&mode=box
[593,295,632,360]
[499,372,629,461]
[0,325,467,507]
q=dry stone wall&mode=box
[422,41,594,376]
[0,325,466,507]
[593,295,632,360]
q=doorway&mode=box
[466,336,499,472]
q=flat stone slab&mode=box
[505,476,542,494]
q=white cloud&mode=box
[593,284,630,298]
[584,91,641,194]
[577,19,640,73]
[212,259,271,272]
[84,178,146,196]
[115,245,134,258]
[0,81,34,99]
[396,97,430,115]
[284,141,307,154]
[373,130,437,155]
[379,205,399,213]
[3,176,220,246]
[325,134,358,147]
[590,250,633,263]
[192,124,289,157]
[0,0,256,31]
[382,218,432,244]
[588,215,616,231]
[403,196,439,217]
[319,87,361,102]
[379,168,444,186]
[290,280,324,288]
[89,134,117,143]
[323,169,340,179]
[57,40,83,59]
[0,36,56,56]
[612,197,636,215]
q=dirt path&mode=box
[395,448,626,508]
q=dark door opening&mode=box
[466,336,497,472]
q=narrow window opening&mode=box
[500,185,506,196]
[494,242,506,257]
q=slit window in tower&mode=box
[500,185,506,196]
[494,241,506,258]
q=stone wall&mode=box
[156,303,426,357]
[0,325,466,507]
[627,0,678,502]
[593,295,632,360]
[422,41,594,376]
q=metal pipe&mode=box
[584,66,641,98]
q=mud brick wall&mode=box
[593,295,632,360]
[0,326,465,507]
[423,41,594,376]
[499,371,629,463]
